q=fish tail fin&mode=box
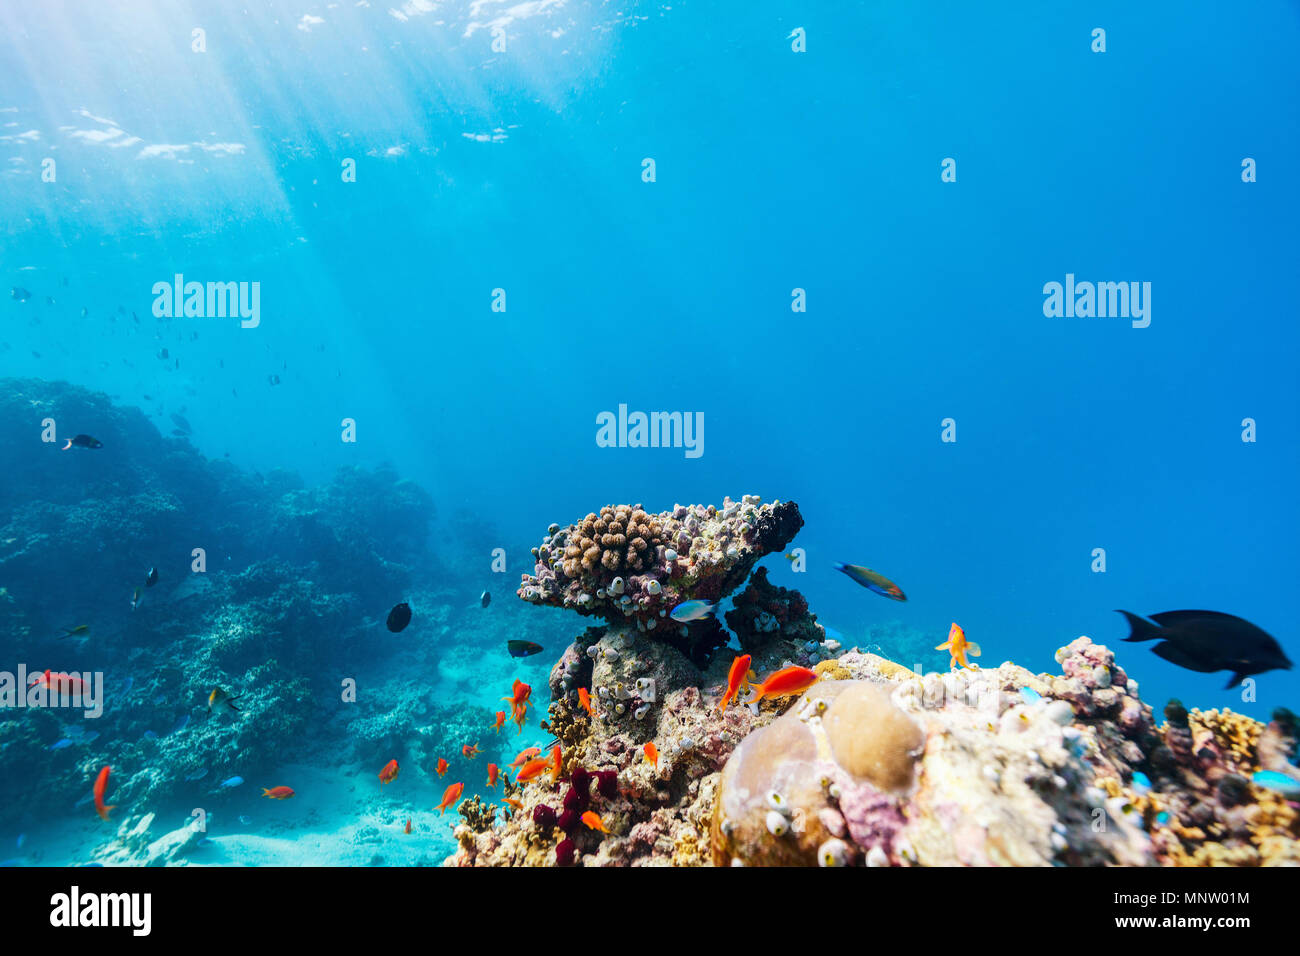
[967,642,982,658]
[97,804,115,821]
[61,439,72,450]
[229,700,240,712]
[1116,610,1162,642]
[1225,672,1247,690]
[262,788,271,797]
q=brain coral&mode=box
[711,680,923,866]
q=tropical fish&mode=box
[140,730,157,741]
[549,745,563,784]
[577,687,594,717]
[747,665,819,706]
[404,819,412,834]
[386,602,412,633]
[718,653,753,714]
[486,763,501,788]
[29,670,88,697]
[379,759,399,785]
[435,758,448,777]
[833,563,907,601]
[59,625,89,639]
[219,776,245,789]
[644,742,658,768]
[169,715,190,735]
[131,588,142,611]
[238,815,251,825]
[514,758,551,783]
[462,743,481,760]
[493,711,507,733]
[481,590,491,608]
[262,786,295,800]
[10,287,31,301]
[507,640,543,658]
[502,797,523,811]
[81,732,99,744]
[61,434,103,450]
[669,600,716,623]
[1116,610,1293,689]
[436,782,464,815]
[1019,686,1044,706]
[501,680,532,733]
[170,414,192,434]
[184,770,209,782]
[580,811,610,833]
[1252,770,1300,798]
[510,747,540,769]
[145,567,158,587]
[93,766,115,822]
[207,688,241,718]
[936,622,980,670]
[48,739,73,751]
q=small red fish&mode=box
[747,665,819,706]
[549,745,563,784]
[936,622,981,670]
[378,759,400,785]
[581,810,610,833]
[644,742,658,768]
[437,781,464,815]
[501,679,532,733]
[515,757,550,783]
[30,669,89,698]
[404,818,412,834]
[93,765,115,822]
[462,743,482,760]
[262,786,295,800]
[486,763,501,788]
[719,653,753,713]
[502,797,524,811]
[493,711,507,734]
[577,687,594,717]
[510,747,540,769]
[436,758,449,777]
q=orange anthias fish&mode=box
[548,745,563,784]
[486,763,501,787]
[437,781,464,815]
[404,818,412,834]
[262,786,295,800]
[747,665,819,706]
[577,687,594,717]
[30,669,89,698]
[463,743,482,760]
[92,765,115,822]
[510,747,540,769]
[436,758,449,777]
[501,679,532,733]
[378,759,400,785]
[643,742,658,768]
[718,653,753,713]
[581,811,610,833]
[514,757,551,783]
[936,622,981,670]
[502,797,524,811]
[493,711,507,734]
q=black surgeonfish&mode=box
[386,602,412,633]
[61,434,102,450]
[1116,609,1293,689]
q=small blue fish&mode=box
[184,769,209,782]
[1252,770,1300,798]
[1019,687,1044,706]
[238,815,251,825]
[122,677,134,693]
[15,834,25,850]
[153,694,166,705]
[81,732,99,744]
[140,730,157,741]
[48,739,73,751]
[1155,811,1171,825]
[1131,772,1152,796]
[220,776,245,789]
[669,600,716,623]
[170,715,191,735]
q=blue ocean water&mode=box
[1,2,1298,865]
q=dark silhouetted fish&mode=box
[508,640,543,658]
[834,562,907,601]
[481,590,491,608]
[10,287,31,302]
[1117,610,1293,689]
[387,602,412,633]
[145,567,158,587]
[61,434,102,450]
[171,413,191,434]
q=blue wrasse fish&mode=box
[834,563,906,601]
[669,600,715,623]
[1117,610,1292,689]
[1252,770,1300,798]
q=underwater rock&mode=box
[723,567,824,667]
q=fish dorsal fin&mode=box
[1149,610,1246,627]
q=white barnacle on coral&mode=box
[679,736,695,751]
[646,579,662,596]
[1044,699,1075,726]
[812,698,828,715]
[865,845,889,867]
[646,618,656,631]
[895,840,917,864]
[586,644,600,660]
[725,546,739,560]
[634,703,651,719]
[597,685,609,698]
[604,647,620,661]
[765,790,788,813]
[596,588,606,599]
[635,678,656,701]
[615,702,626,716]
[1092,665,1112,689]
[765,810,788,836]
[614,682,630,699]
[610,577,625,595]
